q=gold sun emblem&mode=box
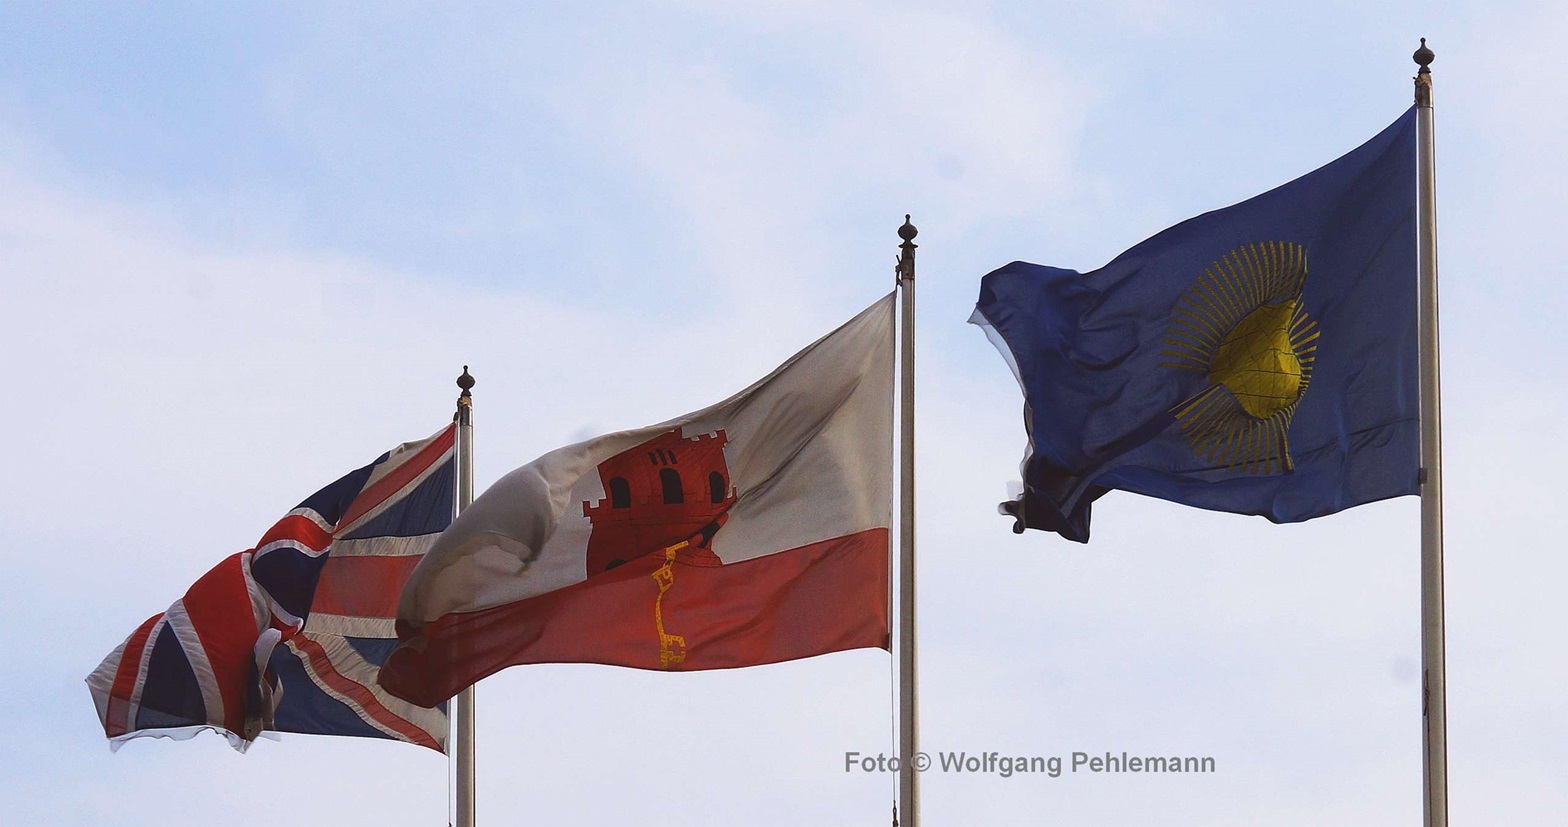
[1159,241,1319,474]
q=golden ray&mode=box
[1289,312,1314,338]
[1244,418,1264,474]
[1218,252,1250,311]
[1191,415,1232,455]
[1172,305,1227,345]
[1260,419,1276,473]
[1254,245,1272,301]
[1187,386,1233,426]
[1166,333,1217,363]
[1237,421,1254,473]
[1186,295,1239,344]
[1161,352,1212,371]
[1193,275,1241,319]
[1278,421,1294,471]
[1266,416,1287,473]
[1220,413,1247,468]
[1208,262,1247,319]
[1165,325,1209,352]
[1187,409,1235,456]
[1236,247,1263,307]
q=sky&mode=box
[2,2,1564,825]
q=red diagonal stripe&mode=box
[255,514,333,554]
[180,553,262,735]
[105,614,162,737]
[338,425,456,532]
[291,635,441,751]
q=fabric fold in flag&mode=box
[381,295,895,708]
[971,109,1419,542]
[86,426,455,751]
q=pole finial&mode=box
[895,214,918,284]
[1413,38,1434,107]
[1414,37,1434,74]
[454,366,475,423]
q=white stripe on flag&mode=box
[285,635,445,746]
[164,600,227,730]
[303,613,397,638]
[122,614,169,734]
[335,442,454,539]
[328,533,441,559]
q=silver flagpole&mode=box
[454,367,478,827]
[1413,40,1448,827]
[894,216,919,827]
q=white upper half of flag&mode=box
[398,293,895,625]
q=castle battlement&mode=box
[581,428,736,575]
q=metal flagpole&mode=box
[454,366,478,827]
[1412,39,1448,827]
[894,216,919,827]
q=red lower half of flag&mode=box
[380,527,890,707]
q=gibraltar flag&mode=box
[380,294,894,706]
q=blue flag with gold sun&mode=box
[972,108,1418,542]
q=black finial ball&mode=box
[1414,37,1434,69]
[457,365,475,391]
[898,214,918,242]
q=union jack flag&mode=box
[86,425,456,752]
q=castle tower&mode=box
[581,428,736,575]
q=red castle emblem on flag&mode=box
[581,428,737,577]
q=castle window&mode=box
[660,468,684,504]
[709,472,726,504]
[609,477,631,509]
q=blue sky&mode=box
[2,2,1564,824]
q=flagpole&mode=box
[454,367,477,827]
[1412,40,1448,827]
[894,216,919,827]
